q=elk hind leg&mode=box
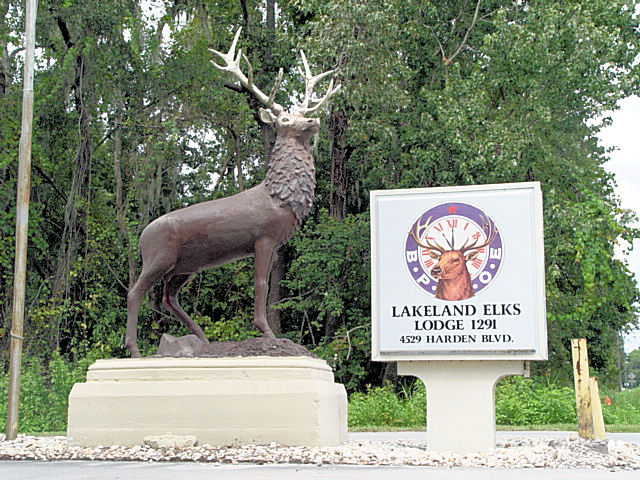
[162,273,209,343]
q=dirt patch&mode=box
[154,334,316,358]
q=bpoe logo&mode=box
[404,203,503,301]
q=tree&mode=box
[278,0,640,387]
[0,0,637,393]
[623,348,640,389]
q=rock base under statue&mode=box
[67,356,347,447]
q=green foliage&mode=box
[279,210,375,389]
[1,350,640,434]
[0,0,638,400]
[307,0,640,386]
[602,387,640,424]
[495,377,577,425]
[0,351,99,432]
[348,377,640,430]
[348,382,426,429]
[624,349,640,389]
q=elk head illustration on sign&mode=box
[405,203,503,301]
[125,27,341,357]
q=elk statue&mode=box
[125,28,341,357]
[409,216,498,301]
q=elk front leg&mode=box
[253,238,277,339]
[126,254,176,358]
[127,270,162,358]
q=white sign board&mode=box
[371,182,547,361]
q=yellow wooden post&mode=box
[571,338,594,439]
[589,376,606,440]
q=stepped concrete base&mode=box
[67,356,347,447]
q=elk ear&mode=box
[464,250,480,262]
[259,108,276,124]
[428,250,441,260]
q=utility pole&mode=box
[6,0,38,440]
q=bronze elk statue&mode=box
[126,28,341,357]
[409,216,497,301]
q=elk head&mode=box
[210,27,341,136]
[410,215,498,300]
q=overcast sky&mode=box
[598,95,640,353]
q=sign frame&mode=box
[370,182,547,361]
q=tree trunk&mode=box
[382,361,398,388]
[50,19,93,349]
[264,0,275,68]
[0,0,12,97]
[199,2,212,44]
[323,109,352,339]
[234,128,245,191]
[113,109,137,289]
[0,50,6,97]
[329,108,349,221]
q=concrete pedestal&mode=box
[67,356,347,447]
[398,360,526,453]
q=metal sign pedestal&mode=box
[398,360,526,453]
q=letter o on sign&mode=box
[479,271,493,284]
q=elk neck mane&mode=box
[264,137,316,224]
[435,271,475,301]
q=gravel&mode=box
[1,434,639,470]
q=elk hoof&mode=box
[128,346,141,358]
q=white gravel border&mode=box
[1,434,639,470]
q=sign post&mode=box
[370,182,547,452]
[6,0,38,440]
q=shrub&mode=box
[348,382,426,429]
[0,350,99,433]
[495,376,576,425]
[349,376,583,429]
[602,387,640,424]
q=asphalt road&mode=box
[1,461,638,480]
[0,462,638,480]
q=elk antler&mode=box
[210,27,285,115]
[460,215,498,254]
[409,216,447,254]
[295,50,342,115]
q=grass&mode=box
[498,424,640,432]
[497,424,576,431]
[603,424,640,433]
[348,380,640,432]
[352,424,640,433]
[350,425,428,432]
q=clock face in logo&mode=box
[404,202,504,300]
